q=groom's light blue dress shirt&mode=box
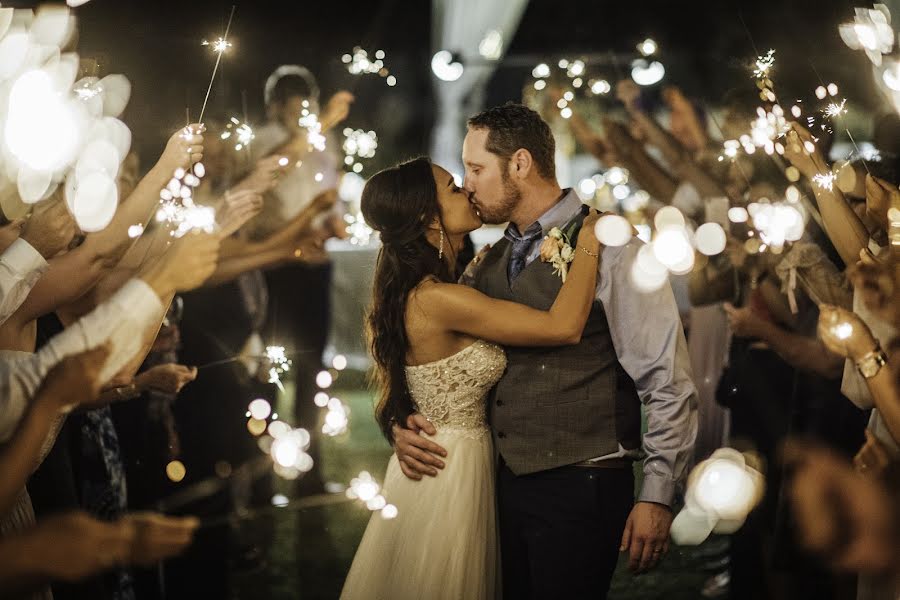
[500,189,698,507]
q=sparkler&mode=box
[812,172,836,191]
[342,47,395,86]
[322,397,350,437]
[265,345,291,391]
[298,102,326,152]
[197,5,236,125]
[202,37,232,54]
[671,448,764,545]
[342,128,377,174]
[347,471,397,518]
[753,49,776,79]
[839,4,894,66]
[155,161,216,237]
[220,116,254,152]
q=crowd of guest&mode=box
[0,10,895,600]
[0,57,354,598]
[529,75,900,599]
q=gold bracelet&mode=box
[579,245,599,258]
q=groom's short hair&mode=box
[467,103,556,181]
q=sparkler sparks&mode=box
[298,103,326,152]
[824,98,847,119]
[155,158,216,237]
[347,471,397,518]
[197,5,236,125]
[812,172,836,191]
[264,345,291,391]
[753,49,776,79]
[202,37,232,54]
[220,116,254,151]
[839,4,894,66]
[342,47,395,85]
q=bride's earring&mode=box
[439,227,445,260]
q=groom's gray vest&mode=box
[473,208,641,475]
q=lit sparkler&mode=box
[202,37,232,54]
[298,101,326,152]
[342,47,394,85]
[155,159,216,237]
[342,128,377,174]
[264,345,292,391]
[197,5,236,125]
[752,49,776,79]
[220,116,254,152]
[839,4,894,66]
[322,397,350,437]
[347,471,397,519]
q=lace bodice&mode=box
[405,341,506,437]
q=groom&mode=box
[394,103,697,598]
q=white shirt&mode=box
[0,239,48,326]
[0,278,164,443]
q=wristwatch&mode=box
[856,346,887,379]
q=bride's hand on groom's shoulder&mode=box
[458,244,491,286]
[393,413,448,480]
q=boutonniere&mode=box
[539,221,579,282]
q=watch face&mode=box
[859,353,886,378]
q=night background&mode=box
[5,1,893,599]
[8,0,880,173]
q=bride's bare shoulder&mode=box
[409,279,476,312]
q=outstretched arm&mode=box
[414,213,602,347]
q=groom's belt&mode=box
[572,457,632,469]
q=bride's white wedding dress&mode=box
[341,340,506,600]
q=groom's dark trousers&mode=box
[498,460,634,599]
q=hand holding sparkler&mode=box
[616,79,641,111]
[783,123,829,181]
[864,174,899,231]
[134,363,198,395]
[319,91,355,132]
[853,429,891,478]
[119,512,199,567]
[159,124,206,172]
[216,189,264,238]
[723,302,768,339]
[233,155,290,195]
[847,250,900,328]
[783,440,897,575]
[139,232,220,297]
[817,304,878,361]
[20,193,76,259]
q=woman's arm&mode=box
[416,215,602,346]
[0,345,108,515]
[783,124,869,265]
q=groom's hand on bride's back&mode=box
[393,413,448,480]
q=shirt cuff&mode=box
[111,278,164,319]
[3,239,48,275]
[637,473,676,507]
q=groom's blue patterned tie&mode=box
[506,222,543,284]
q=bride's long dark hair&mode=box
[362,157,454,442]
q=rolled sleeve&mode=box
[598,239,698,507]
[0,239,48,325]
[0,278,163,443]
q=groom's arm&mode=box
[598,238,697,572]
[598,238,698,506]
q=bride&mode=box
[341,157,601,599]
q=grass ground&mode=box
[231,379,724,599]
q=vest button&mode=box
[496,399,504,407]
[498,431,506,439]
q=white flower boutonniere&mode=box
[539,222,579,282]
